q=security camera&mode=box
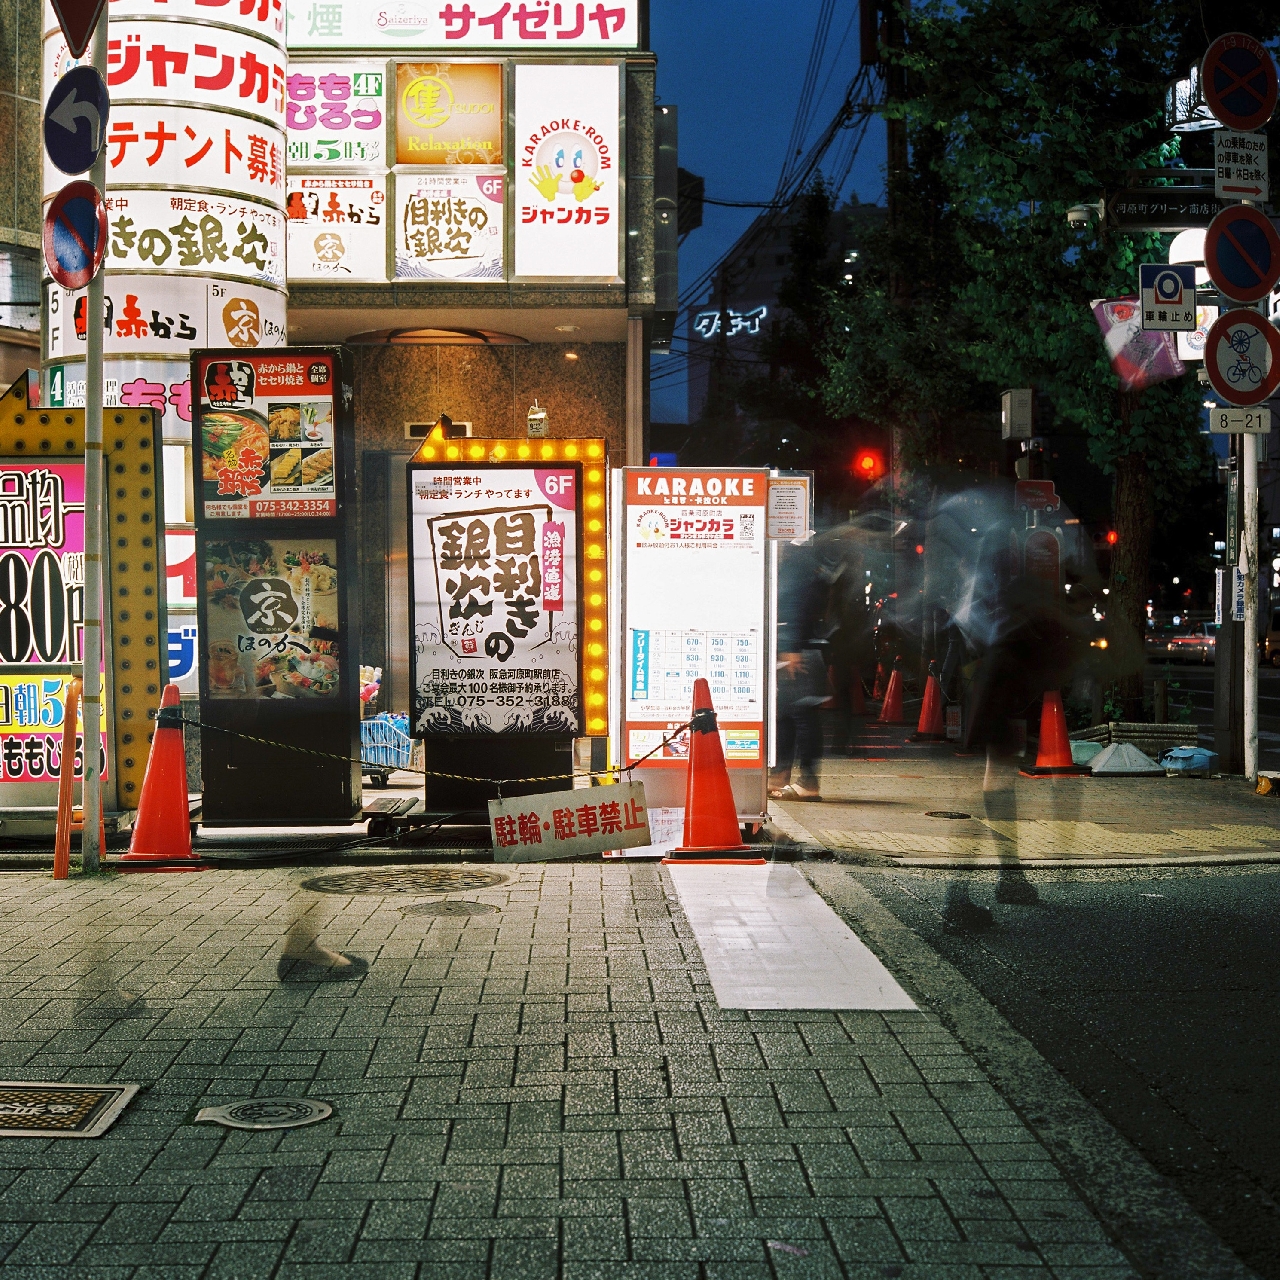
[1066,200,1104,227]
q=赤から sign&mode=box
[490,780,651,862]
[409,461,583,736]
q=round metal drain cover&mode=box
[402,900,500,917]
[195,1097,332,1131]
[925,811,972,820]
[301,867,509,895]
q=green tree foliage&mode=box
[821,0,1280,708]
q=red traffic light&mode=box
[853,449,885,480]
[1106,530,1118,545]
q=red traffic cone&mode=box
[663,678,764,865]
[850,666,867,716]
[877,657,906,724]
[910,661,946,741]
[121,684,204,870]
[1020,690,1086,776]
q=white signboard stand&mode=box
[613,467,770,825]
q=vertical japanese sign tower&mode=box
[192,347,360,824]
[41,0,290,679]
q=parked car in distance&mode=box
[1152,620,1216,664]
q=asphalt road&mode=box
[853,862,1280,1278]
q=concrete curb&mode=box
[800,862,1257,1280]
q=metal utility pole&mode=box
[1244,430,1259,781]
[81,15,107,872]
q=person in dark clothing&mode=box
[771,540,829,800]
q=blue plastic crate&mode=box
[360,713,412,770]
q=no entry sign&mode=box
[1204,205,1280,303]
[1204,309,1280,407]
[42,180,106,290]
[1202,33,1278,133]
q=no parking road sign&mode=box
[1204,309,1280,407]
[43,66,109,176]
[42,181,106,291]
[1204,205,1280,303]
[1202,33,1278,133]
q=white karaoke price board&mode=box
[617,467,770,820]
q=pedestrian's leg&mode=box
[771,714,796,793]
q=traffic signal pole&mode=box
[81,14,107,873]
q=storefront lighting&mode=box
[412,435,610,738]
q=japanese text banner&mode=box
[287,176,388,281]
[395,172,503,280]
[284,0,639,50]
[103,189,285,287]
[44,0,285,42]
[286,62,387,165]
[45,23,285,125]
[46,278,286,361]
[44,106,286,208]
[490,781,651,862]
[0,673,104,784]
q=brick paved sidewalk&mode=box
[772,738,1280,867]
[0,863,1234,1278]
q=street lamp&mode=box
[1164,64,1219,132]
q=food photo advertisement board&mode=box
[191,347,361,824]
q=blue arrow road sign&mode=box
[42,181,106,291]
[43,65,109,176]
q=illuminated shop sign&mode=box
[692,306,768,339]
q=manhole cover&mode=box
[0,1082,138,1139]
[300,867,509,895]
[925,811,972,820]
[195,1098,332,1130]
[402,900,500,917]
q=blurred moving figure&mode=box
[771,540,829,800]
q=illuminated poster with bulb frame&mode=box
[190,346,362,825]
[407,439,609,739]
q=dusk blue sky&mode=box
[649,0,888,421]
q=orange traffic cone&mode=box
[910,661,945,741]
[850,667,867,716]
[1020,690,1086,776]
[877,657,906,724]
[121,684,204,870]
[663,678,764,865]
